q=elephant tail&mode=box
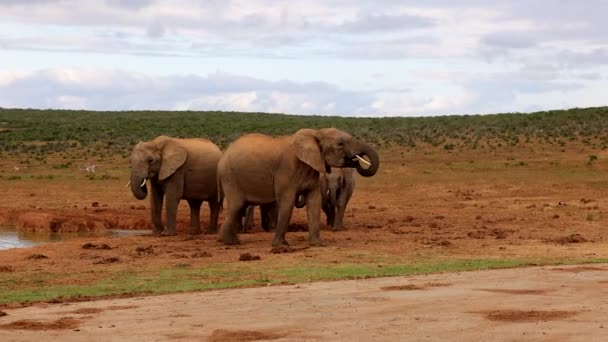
[217,176,224,210]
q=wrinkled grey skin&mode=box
[321,167,354,230]
[129,136,222,236]
[218,128,379,247]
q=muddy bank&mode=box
[0,208,152,233]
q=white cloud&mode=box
[1,1,608,115]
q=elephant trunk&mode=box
[130,174,148,200]
[352,141,379,177]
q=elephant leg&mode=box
[260,203,275,232]
[150,182,164,234]
[187,199,203,235]
[219,194,245,245]
[207,198,221,234]
[163,198,179,236]
[269,205,278,231]
[163,179,183,236]
[243,205,255,233]
[306,187,325,246]
[333,191,346,231]
[334,177,354,231]
[272,197,296,247]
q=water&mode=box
[0,226,147,250]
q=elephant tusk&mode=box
[140,179,147,187]
[354,155,372,167]
[124,181,131,188]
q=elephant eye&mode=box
[337,141,344,147]
[147,157,153,163]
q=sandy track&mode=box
[1,264,607,341]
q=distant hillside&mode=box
[1,107,608,157]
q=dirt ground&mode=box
[1,144,608,339]
[0,264,607,341]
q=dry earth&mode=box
[0,264,607,341]
[1,145,608,340]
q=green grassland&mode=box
[2,107,608,160]
[3,257,607,305]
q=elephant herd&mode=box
[127,128,380,247]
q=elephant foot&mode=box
[206,229,217,235]
[309,237,327,247]
[221,234,241,245]
[271,237,289,247]
[161,230,177,236]
[152,228,163,235]
[331,225,345,232]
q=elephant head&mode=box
[293,128,379,177]
[128,136,187,200]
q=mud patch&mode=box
[479,310,578,322]
[270,246,309,254]
[191,251,212,258]
[67,308,104,314]
[0,265,15,273]
[239,253,261,261]
[549,234,589,244]
[107,305,138,310]
[133,245,155,256]
[208,329,287,342]
[82,243,112,250]
[25,253,48,260]
[476,289,549,295]
[93,257,120,265]
[382,282,451,291]
[552,266,606,273]
[0,317,80,330]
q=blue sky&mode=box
[1,0,607,116]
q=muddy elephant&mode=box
[321,167,354,231]
[218,128,379,246]
[128,136,222,235]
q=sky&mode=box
[1,0,607,117]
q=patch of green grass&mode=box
[2,258,607,305]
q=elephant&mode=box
[321,167,354,231]
[242,195,305,232]
[128,135,222,236]
[242,204,277,232]
[217,128,379,246]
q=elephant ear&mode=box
[159,142,187,181]
[293,129,325,173]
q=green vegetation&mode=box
[2,107,608,158]
[1,257,607,305]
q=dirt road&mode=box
[1,264,606,341]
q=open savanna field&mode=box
[1,108,608,339]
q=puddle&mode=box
[0,226,146,250]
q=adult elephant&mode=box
[321,167,354,231]
[128,136,222,236]
[218,128,379,246]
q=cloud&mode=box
[0,68,376,115]
[1,1,608,116]
[337,13,435,33]
[480,31,537,50]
